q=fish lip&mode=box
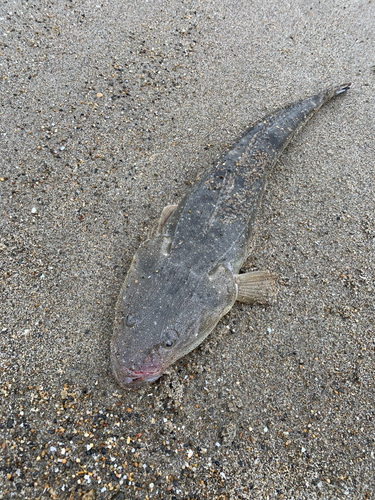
[112,363,162,389]
[110,336,164,388]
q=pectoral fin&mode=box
[157,205,178,233]
[234,271,276,304]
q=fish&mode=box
[111,83,350,388]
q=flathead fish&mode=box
[111,84,350,388]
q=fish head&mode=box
[110,271,210,389]
[111,239,236,389]
[110,318,190,389]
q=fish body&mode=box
[111,84,350,388]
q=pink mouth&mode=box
[113,366,162,388]
[111,347,163,388]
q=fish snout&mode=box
[110,327,165,388]
[112,361,162,388]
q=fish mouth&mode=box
[110,339,164,388]
[112,364,162,389]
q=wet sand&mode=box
[0,1,374,498]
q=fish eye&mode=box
[165,340,174,348]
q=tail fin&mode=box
[263,83,351,154]
[333,83,351,96]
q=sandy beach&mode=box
[0,0,374,498]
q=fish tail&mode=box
[318,82,351,103]
[261,83,351,154]
[333,82,351,96]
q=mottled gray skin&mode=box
[111,85,350,388]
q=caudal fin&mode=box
[334,83,351,96]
